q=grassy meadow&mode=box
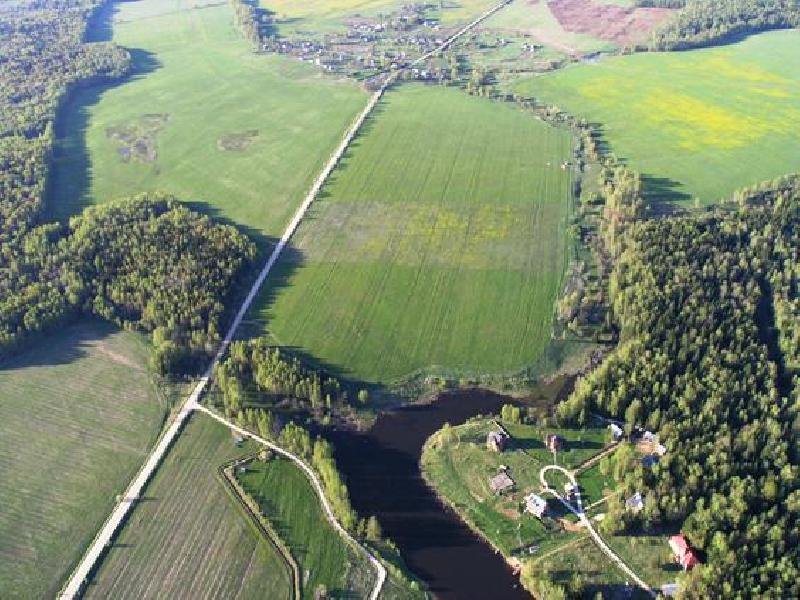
[513,30,800,204]
[47,0,366,241]
[86,413,292,600]
[259,84,573,383]
[0,320,165,599]
[238,457,375,599]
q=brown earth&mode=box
[548,0,674,46]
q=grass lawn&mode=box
[577,462,616,506]
[46,0,366,243]
[420,417,607,556]
[0,319,165,599]
[86,413,292,599]
[513,30,800,204]
[604,533,681,589]
[259,84,573,384]
[237,456,376,599]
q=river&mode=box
[326,389,536,600]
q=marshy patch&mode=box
[217,129,260,152]
[105,113,170,164]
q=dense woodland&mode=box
[558,180,800,598]
[640,0,800,49]
[0,2,256,372]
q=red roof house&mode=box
[668,534,700,571]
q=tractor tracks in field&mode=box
[59,2,515,598]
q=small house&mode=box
[524,493,548,518]
[609,423,624,441]
[564,483,577,498]
[642,430,657,443]
[486,430,510,453]
[626,492,644,513]
[489,472,515,495]
[545,434,564,452]
[668,534,701,571]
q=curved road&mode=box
[539,465,654,596]
[58,2,516,598]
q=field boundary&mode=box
[58,2,516,597]
[217,456,301,600]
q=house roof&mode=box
[524,493,547,514]
[489,472,514,492]
[669,534,689,556]
[626,492,644,511]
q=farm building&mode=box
[609,423,624,441]
[545,433,564,452]
[626,492,644,513]
[668,534,701,571]
[486,430,510,453]
[524,493,548,518]
[489,472,514,495]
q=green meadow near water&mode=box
[514,30,800,204]
[259,84,573,384]
[47,0,366,240]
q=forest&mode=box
[0,1,256,372]
[640,0,800,49]
[558,179,800,598]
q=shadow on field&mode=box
[642,174,691,216]
[44,47,162,222]
[0,318,119,371]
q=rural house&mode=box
[523,493,548,518]
[486,429,510,453]
[626,492,644,513]
[609,423,624,441]
[489,472,514,495]
[668,534,701,571]
[545,433,564,452]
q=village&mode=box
[422,412,702,598]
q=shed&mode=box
[609,423,624,441]
[545,434,564,452]
[489,472,515,495]
[626,492,644,513]
[669,534,701,571]
[486,430,510,453]
[524,493,548,518]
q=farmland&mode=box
[238,456,375,599]
[46,0,366,241]
[259,83,573,383]
[513,29,800,204]
[0,320,165,599]
[85,413,293,599]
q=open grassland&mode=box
[0,320,165,600]
[86,413,292,600]
[47,0,366,241]
[513,30,800,204]
[420,417,607,556]
[259,84,573,383]
[238,457,375,599]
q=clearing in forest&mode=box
[513,29,800,204]
[85,414,293,600]
[0,320,165,599]
[258,84,573,383]
[46,0,366,241]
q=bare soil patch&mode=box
[549,0,674,46]
[217,129,260,152]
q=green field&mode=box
[47,0,366,241]
[420,417,607,556]
[238,457,375,599]
[513,30,800,204]
[86,413,292,599]
[259,84,573,383]
[0,320,165,599]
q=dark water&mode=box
[327,390,533,600]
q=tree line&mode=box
[557,180,800,598]
[640,0,800,50]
